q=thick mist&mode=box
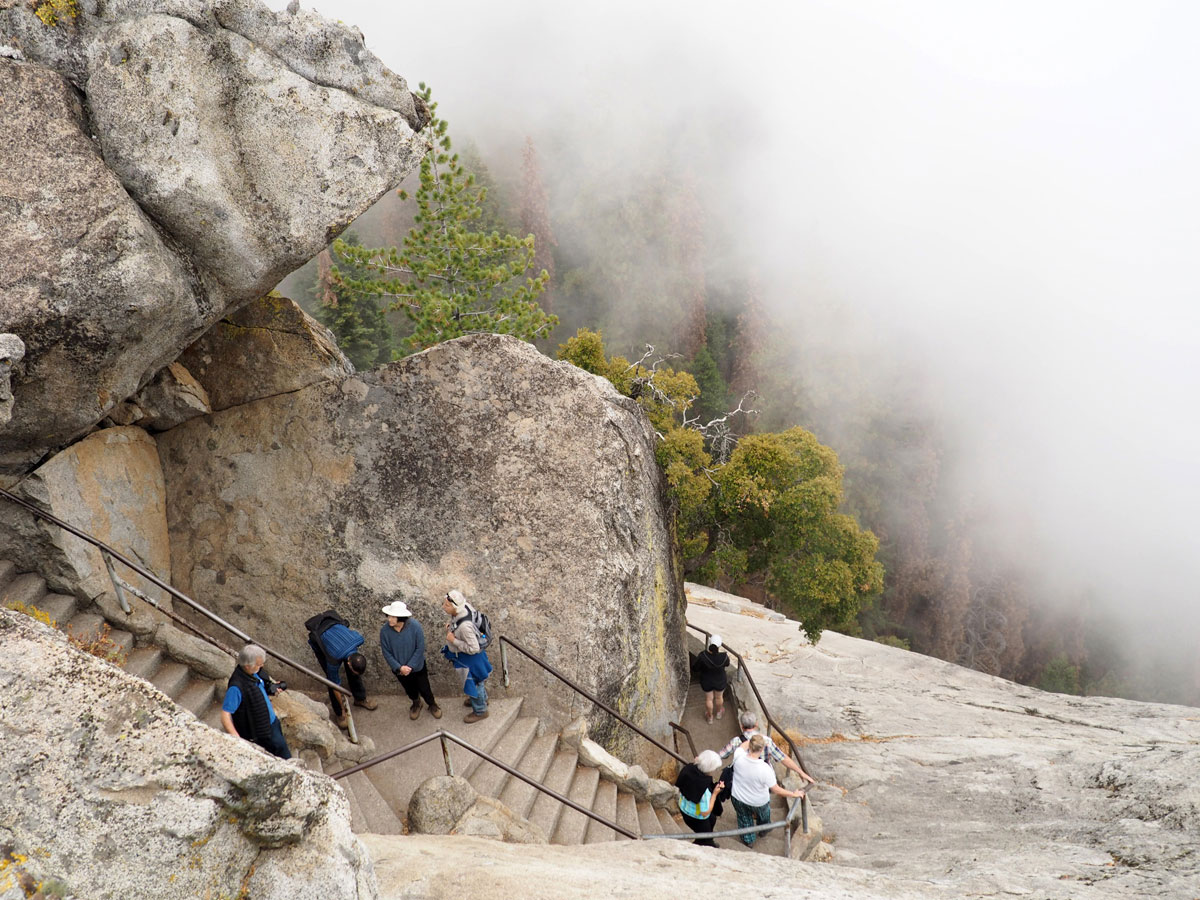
[276,1,1200,684]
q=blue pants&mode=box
[257,718,292,760]
[468,678,488,714]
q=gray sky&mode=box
[280,1,1200,644]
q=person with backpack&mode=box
[440,589,492,723]
[304,608,377,729]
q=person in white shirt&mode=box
[730,733,805,846]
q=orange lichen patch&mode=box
[794,731,911,745]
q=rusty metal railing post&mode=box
[440,733,455,776]
[100,550,132,615]
[500,639,510,688]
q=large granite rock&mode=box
[178,293,353,412]
[0,59,212,476]
[0,0,426,476]
[158,334,690,753]
[686,586,1200,899]
[0,606,377,900]
[0,426,174,634]
[407,775,547,844]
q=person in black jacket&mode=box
[219,644,291,759]
[696,634,730,724]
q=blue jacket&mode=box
[379,619,426,672]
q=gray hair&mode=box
[739,710,758,730]
[237,644,266,667]
[695,750,723,775]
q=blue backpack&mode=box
[320,622,365,660]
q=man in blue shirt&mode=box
[220,644,291,759]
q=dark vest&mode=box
[228,666,272,744]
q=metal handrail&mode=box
[644,793,805,853]
[333,728,638,840]
[497,634,688,765]
[669,721,698,759]
[687,621,809,835]
[0,486,359,741]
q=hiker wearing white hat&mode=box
[380,599,441,720]
[696,634,730,724]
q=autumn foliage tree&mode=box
[558,328,883,640]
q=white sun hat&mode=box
[381,600,412,618]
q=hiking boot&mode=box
[463,710,489,724]
[354,697,378,711]
[463,697,473,707]
[409,700,422,721]
[430,704,443,719]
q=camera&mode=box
[266,680,287,696]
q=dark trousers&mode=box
[256,718,292,760]
[308,634,366,715]
[396,664,436,707]
[682,811,717,847]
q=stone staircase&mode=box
[0,559,227,730]
[0,557,690,844]
[304,692,690,843]
[1,557,809,853]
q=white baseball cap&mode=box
[708,634,723,649]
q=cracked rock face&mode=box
[0,0,426,477]
[686,586,1200,900]
[0,606,378,900]
[157,334,690,757]
[0,334,25,427]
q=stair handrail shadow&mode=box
[334,727,639,840]
[0,485,362,742]
[497,633,689,765]
[686,621,810,836]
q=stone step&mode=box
[64,611,107,644]
[335,762,404,835]
[357,696,523,820]
[0,559,17,591]
[1,572,47,609]
[201,702,225,732]
[454,699,524,781]
[614,789,642,840]
[35,593,78,626]
[637,798,665,836]
[149,661,192,701]
[176,678,217,718]
[124,646,163,681]
[655,805,683,835]
[326,762,369,835]
[468,716,539,800]
[551,766,600,846]
[526,748,579,841]
[497,731,559,821]
[583,779,619,843]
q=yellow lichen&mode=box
[34,0,78,28]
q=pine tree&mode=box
[314,233,394,371]
[333,86,557,353]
